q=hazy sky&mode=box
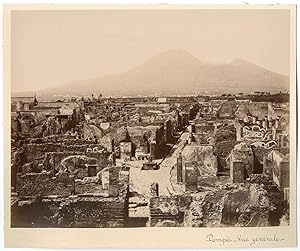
[11,9,290,92]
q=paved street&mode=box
[117,131,189,197]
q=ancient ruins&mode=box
[11,92,290,227]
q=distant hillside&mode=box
[19,49,290,97]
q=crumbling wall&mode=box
[58,155,96,178]
[24,143,61,161]
[184,164,199,191]
[12,196,129,228]
[120,142,132,160]
[24,143,108,162]
[184,175,283,228]
[185,189,228,227]
[74,179,104,194]
[247,174,288,226]
[59,198,128,227]
[229,143,254,180]
[25,137,91,145]
[217,101,238,119]
[98,135,113,152]
[149,196,192,227]
[230,161,245,183]
[214,125,237,171]
[19,160,42,173]
[182,145,218,177]
[74,166,124,196]
[221,189,251,225]
[221,184,272,227]
[43,152,110,176]
[16,172,74,197]
[11,198,60,227]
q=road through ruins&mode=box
[118,132,190,197]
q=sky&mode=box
[11,9,290,92]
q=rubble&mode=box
[11,94,290,228]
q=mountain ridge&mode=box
[16,49,289,97]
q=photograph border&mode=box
[3,4,297,248]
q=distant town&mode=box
[11,91,290,227]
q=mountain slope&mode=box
[36,49,290,96]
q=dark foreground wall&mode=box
[11,196,129,228]
[149,196,192,227]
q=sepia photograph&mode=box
[3,4,297,248]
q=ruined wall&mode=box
[120,142,132,160]
[127,125,165,159]
[98,135,113,152]
[16,172,74,197]
[75,181,103,194]
[273,160,290,190]
[221,190,251,225]
[14,165,130,227]
[184,164,199,191]
[230,161,245,183]
[43,152,81,172]
[12,196,129,228]
[279,161,289,190]
[59,197,128,227]
[265,151,290,190]
[221,184,273,227]
[217,101,238,119]
[74,166,125,196]
[184,178,284,228]
[182,145,218,178]
[229,143,254,179]
[24,143,108,162]
[185,189,228,227]
[149,196,192,227]
[214,140,237,171]
[25,137,89,145]
[42,151,110,177]
[164,119,173,143]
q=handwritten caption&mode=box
[205,233,285,246]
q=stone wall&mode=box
[60,198,128,227]
[98,135,113,152]
[120,142,132,160]
[42,151,110,177]
[221,190,251,225]
[17,163,125,197]
[185,189,228,227]
[12,196,129,228]
[16,172,74,197]
[25,137,89,145]
[230,161,245,183]
[149,196,192,227]
[229,143,254,179]
[74,166,126,196]
[182,145,218,179]
[24,143,108,162]
[74,181,103,194]
[184,164,199,191]
[221,184,274,227]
